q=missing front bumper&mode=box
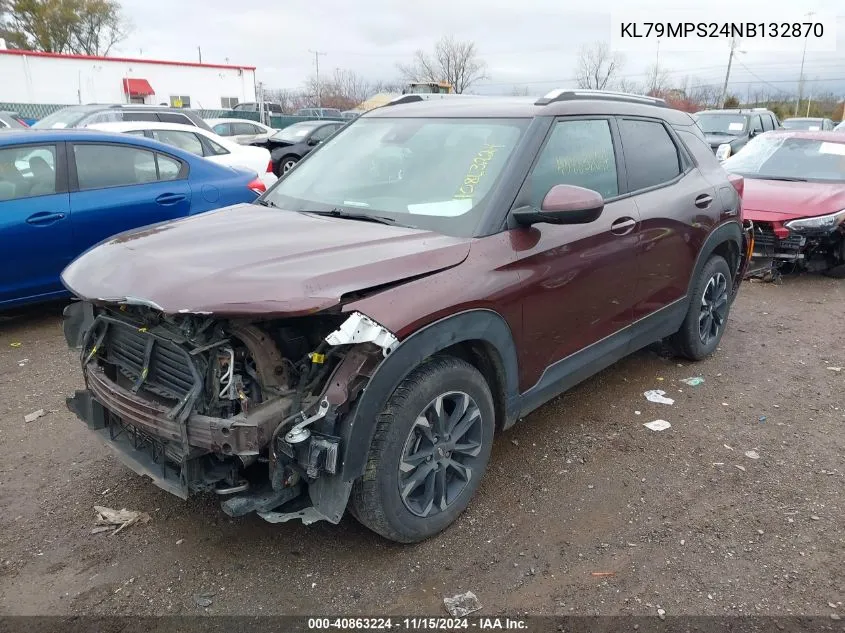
[67,389,189,498]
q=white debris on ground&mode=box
[92,505,151,535]
[644,390,674,405]
[24,409,47,423]
[643,420,671,432]
[679,377,705,386]
[443,591,481,617]
[745,450,761,460]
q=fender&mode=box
[687,221,743,296]
[338,309,520,481]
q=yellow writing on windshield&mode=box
[454,144,506,199]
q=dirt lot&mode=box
[0,276,843,618]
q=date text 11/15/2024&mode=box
[307,617,528,630]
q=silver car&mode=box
[206,118,276,145]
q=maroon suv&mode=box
[62,90,752,542]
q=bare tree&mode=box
[509,85,531,96]
[645,63,671,95]
[574,42,624,90]
[397,35,488,94]
[613,77,643,94]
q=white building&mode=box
[0,46,256,110]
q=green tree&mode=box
[0,0,128,55]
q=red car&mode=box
[722,130,845,278]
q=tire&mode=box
[669,254,732,361]
[350,356,495,543]
[276,155,298,176]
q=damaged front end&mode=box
[65,302,395,525]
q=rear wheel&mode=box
[350,357,495,543]
[670,254,732,361]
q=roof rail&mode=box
[535,89,668,108]
[379,92,487,108]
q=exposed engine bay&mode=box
[748,221,845,280]
[64,301,396,525]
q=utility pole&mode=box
[651,39,660,94]
[720,38,738,108]
[795,11,814,116]
[197,46,202,64]
[309,49,326,108]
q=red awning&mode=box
[122,78,155,97]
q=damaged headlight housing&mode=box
[715,143,732,161]
[785,209,845,233]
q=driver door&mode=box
[511,117,642,378]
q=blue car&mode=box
[0,129,265,309]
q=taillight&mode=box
[266,160,273,173]
[248,178,266,194]
[727,173,744,199]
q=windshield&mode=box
[272,122,323,142]
[695,114,748,135]
[32,106,99,129]
[782,119,823,131]
[723,135,845,182]
[262,117,529,237]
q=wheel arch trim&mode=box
[338,308,520,481]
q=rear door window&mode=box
[151,130,204,156]
[124,111,159,122]
[618,119,682,191]
[158,112,194,126]
[761,115,774,132]
[73,144,184,190]
[232,122,259,135]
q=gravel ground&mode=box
[0,276,843,618]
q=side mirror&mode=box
[307,137,319,146]
[512,184,604,227]
[749,129,759,138]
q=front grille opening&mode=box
[101,322,197,404]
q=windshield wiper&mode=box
[758,175,808,182]
[255,198,277,207]
[302,208,396,225]
[706,131,736,136]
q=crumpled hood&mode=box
[741,178,845,223]
[61,204,472,316]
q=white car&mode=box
[206,118,276,146]
[87,121,277,188]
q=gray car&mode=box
[207,118,276,145]
[33,105,213,132]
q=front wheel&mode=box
[350,357,495,543]
[669,254,732,361]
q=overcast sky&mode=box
[119,0,845,97]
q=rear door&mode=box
[67,142,192,253]
[617,117,717,319]
[0,142,72,305]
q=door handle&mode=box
[26,211,66,225]
[155,193,186,206]
[610,217,637,236]
[695,194,713,209]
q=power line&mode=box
[733,59,791,96]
